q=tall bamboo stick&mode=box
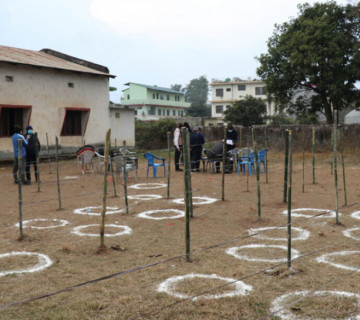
[122,141,129,215]
[287,130,293,268]
[167,132,171,199]
[302,127,305,193]
[312,126,316,184]
[265,126,268,184]
[252,128,261,221]
[55,136,62,210]
[46,132,51,174]
[283,129,289,203]
[35,132,41,192]
[182,128,191,262]
[100,129,111,248]
[221,126,226,201]
[333,111,339,224]
[17,139,24,240]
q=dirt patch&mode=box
[0,152,359,319]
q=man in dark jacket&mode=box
[224,123,238,173]
[25,125,41,183]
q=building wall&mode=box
[0,63,110,157]
[110,108,135,147]
[209,80,274,120]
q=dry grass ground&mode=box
[0,151,359,319]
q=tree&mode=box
[183,76,211,117]
[256,1,360,124]
[223,95,266,126]
[170,84,184,93]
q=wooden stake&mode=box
[17,140,24,239]
[100,129,111,248]
[333,111,339,224]
[221,126,226,201]
[312,126,316,184]
[283,129,289,203]
[122,141,129,215]
[302,127,305,193]
[167,132,171,199]
[340,126,347,206]
[252,128,261,221]
[46,132,51,174]
[287,130,293,268]
[35,132,40,192]
[55,136,62,210]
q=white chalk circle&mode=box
[172,197,218,205]
[157,273,253,300]
[270,290,360,320]
[226,244,300,263]
[351,211,360,220]
[316,251,360,272]
[282,208,340,218]
[343,228,360,241]
[14,218,69,229]
[128,183,167,190]
[248,227,310,241]
[0,251,53,277]
[127,194,163,201]
[73,206,125,216]
[137,209,185,220]
[71,224,132,237]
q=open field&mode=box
[0,151,359,319]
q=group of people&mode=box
[173,122,205,173]
[173,122,238,174]
[12,125,41,185]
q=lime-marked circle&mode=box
[73,206,124,216]
[343,227,360,241]
[226,244,300,263]
[71,224,132,237]
[270,290,360,320]
[316,251,360,272]
[128,183,166,190]
[14,218,69,229]
[157,273,253,300]
[282,208,339,218]
[137,209,184,220]
[0,252,53,277]
[248,227,310,241]
[128,194,163,201]
[172,197,218,205]
[351,211,360,220]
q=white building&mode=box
[0,46,135,159]
[209,77,275,125]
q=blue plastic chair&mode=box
[237,152,255,175]
[257,149,268,173]
[144,153,166,178]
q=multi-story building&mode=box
[121,82,190,120]
[208,77,275,125]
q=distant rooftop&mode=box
[124,82,184,94]
[0,45,115,78]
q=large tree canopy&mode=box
[257,1,360,124]
[223,95,266,126]
[183,76,211,117]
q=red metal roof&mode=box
[0,45,114,78]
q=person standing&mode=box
[190,126,201,172]
[223,123,238,173]
[194,126,205,172]
[25,125,41,183]
[12,125,29,185]
[173,123,183,172]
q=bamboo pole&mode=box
[312,126,316,184]
[167,132,171,199]
[46,132,51,174]
[287,130,293,268]
[17,140,24,240]
[264,126,268,184]
[221,126,226,201]
[35,132,41,192]
[302,127,305,193]
[110,155,117,197]
[252,128,261,221]
[340,126,347,206]
[100,129,111,248]
[333,111,339,225]
[122,141,129,215]
[283,129,289,203]
[55,136,62,210]
[182,128,191,262]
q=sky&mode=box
[0,0,351,102]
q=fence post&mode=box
[340,126,347,206]
[167,132,171,199]
[333,111,340,225]
[46,132,51,174]
[221,126,227,201]
[122,141,129,215]
[283,129,289,203]
[252,128,261,221]
[17,139,24,240]
[302,127,305,193]
[35,132,41,192]
[100,129,111,248]
[287,130,293,269]
[312,126,316,184]
[182,128,191,262]
[55,136,62,210]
